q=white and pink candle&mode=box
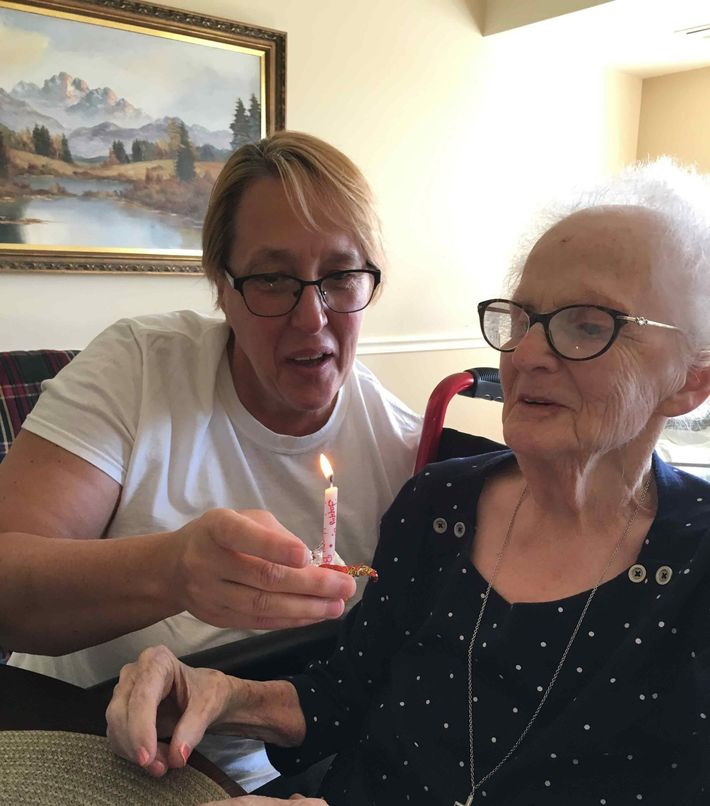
[319,453,338,564]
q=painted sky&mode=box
[0,4,262,130]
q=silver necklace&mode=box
[455,474,652,806]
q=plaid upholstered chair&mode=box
[0,349,79,465]
[0,349,79,661]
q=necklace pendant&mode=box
[454,796,473,806]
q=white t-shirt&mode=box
[9,310,421,788]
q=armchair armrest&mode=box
[87,618,342,708]
[178,619,341,680]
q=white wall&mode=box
[637,65,710,172]
[0,0,642,439]
[361,345,505,440]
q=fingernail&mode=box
[326,599,345,617]
[137,747,150,767]
[179,743,191,764]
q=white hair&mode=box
[506,158,710,370]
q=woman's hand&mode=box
[106,645,234,776]
[171,508,356,630]
[106,645,308,776]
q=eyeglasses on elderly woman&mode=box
[224,266,381,317]
[478,298,682,361]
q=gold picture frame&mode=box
[0,0,286,273]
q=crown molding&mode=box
[357,333,485,356]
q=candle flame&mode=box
[319,453,334,484]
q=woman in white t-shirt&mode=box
[0,132,421,788]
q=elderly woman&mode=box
[106,160,710,805]
[0,131,420,789]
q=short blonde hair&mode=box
[202,131,385,294]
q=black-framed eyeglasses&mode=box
[223,265,381,317]
[478,298,682,361]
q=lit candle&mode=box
[320,453,338,564]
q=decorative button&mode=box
[433,517,448,534]
[655,566,673,585]
[628,564,646,583]
[453,522,466,538]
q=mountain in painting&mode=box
[66,86,146,126]
[13,73,89,110]
[68,116,232,160]
[1,72,232,161]
[188,122,233,149]
[0,87,65,134]
[10,71,149,129]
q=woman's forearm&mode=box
[212,678,307,747]
[0,530,182,655]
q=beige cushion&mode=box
[0,730,229,804]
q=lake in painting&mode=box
[0,178,202,249]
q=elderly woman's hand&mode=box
[106,645,234,776]
[107,645,307,778]
[170,508,355,631]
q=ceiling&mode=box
[487,0,710,78]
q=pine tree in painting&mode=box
[32,124,52,157]
[131,140,145,162]
[0,132,9,179]
[230,98,251,150]
[247,94,261,142]
[175,122,196,182]
[60,134,73,164]
[111,140,130,164]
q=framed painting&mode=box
[0,0,286,273]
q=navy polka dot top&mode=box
[268,451,710,805]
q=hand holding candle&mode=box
[320,453,338,564]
